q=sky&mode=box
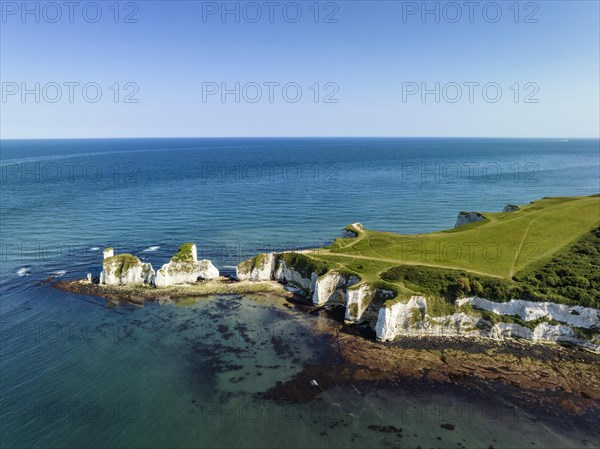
[1,0,599,138]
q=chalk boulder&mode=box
[154,243,219,287]
[100,249,154,286]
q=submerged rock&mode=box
[100,249,154,286]
[154,243,219,287]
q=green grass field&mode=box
[304,195,600,307]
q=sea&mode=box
[1,138,599,449]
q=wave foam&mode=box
[17,267,31,277]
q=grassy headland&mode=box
[300,195,600,307]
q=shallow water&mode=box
[2,280,598,449]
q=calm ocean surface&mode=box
[1,138,599,448]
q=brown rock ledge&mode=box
[52,277,292,304]
[261,313,600,417]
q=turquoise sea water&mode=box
[1,138,599,448]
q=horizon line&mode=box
[1,136,599,141]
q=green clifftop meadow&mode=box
[291,195,600,308]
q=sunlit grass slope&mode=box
[304,195,599,306]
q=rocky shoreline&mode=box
[49,247,600,416]
[53,277,291,305]
[52,242,296,305]
[261,303,600,417]
[236,249,600,353]
[53,236,600,353]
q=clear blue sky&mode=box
[1,0,599,138]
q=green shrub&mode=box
[409,308,422,324]
[381,265,515,303]
[281,252,329,278]
[103,254,141,277]
[171,243,196,263]
[470,280,484,296]
[513,228,599,307]
[455,277,471,297]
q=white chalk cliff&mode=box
[235,225,599,352]
[236,252,393,323]
[275,259,318,295]
[99,248,154,286]
[154,243,219,287]
[375,296,428,341]
[236,252,321,296]
[312,271,360,306]
[376,296,599,351]
[236,253,277,281]
[456,297,599,329]
[345,283,378,322]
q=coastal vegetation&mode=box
[305,195,600,307]
[102,254,143,278]
[513,227,600,307]
[170,242,196,263]
[280,252,329,278]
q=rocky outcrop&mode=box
[236,252,599,351]
[503,204,520,212]
[274,258,319,295]
[488,322,533,340]
[375,296,428,341]
[312,271,360,306]
[237,252,327,296]
[488,322,581,345]
[100,249,154,286]
[454,211,486,228]
[237,253,396,323]
[421,312,482,337]
[456,297,600,329]
[97,243,219,288]
[532,322,575,341]
[345,283,377,322]
[375,296,599,351]
[154,243,219,287]
[341,223,364,238]
[236,253,277,281]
